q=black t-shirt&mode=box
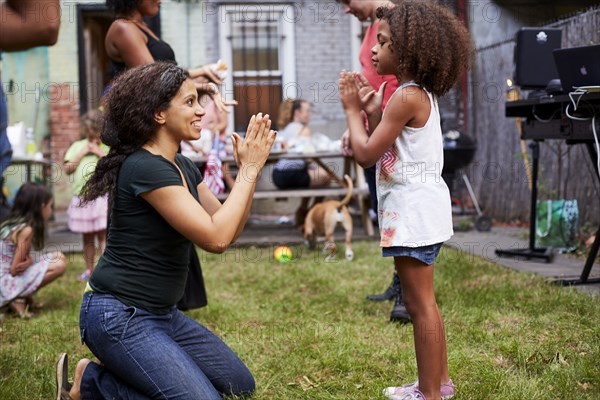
[89,149,203,314]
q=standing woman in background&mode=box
[335,0,409,323]
[104,0,227,105]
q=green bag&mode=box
[535,199,579,250]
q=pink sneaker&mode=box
[383,385,426,400]
[383,379,455,400]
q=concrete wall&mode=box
[160,0,208,69]
[204,0,352,138]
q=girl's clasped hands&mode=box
[339,70,387,116]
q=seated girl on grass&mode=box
[0,183,66,318]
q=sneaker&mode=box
[383,385,426,400]
[384,379,455,400]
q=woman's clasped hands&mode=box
[231,113,277,177]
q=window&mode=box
[77,4,112,114]
[218,4,296,132]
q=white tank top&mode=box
[376,82,454,247]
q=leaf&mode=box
[557,352,570,366]
[299,375,319,391]
[526,351,541,363]
[577,381,591,390]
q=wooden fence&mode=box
[467,7,600,228]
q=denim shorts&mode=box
[382,242,443,265]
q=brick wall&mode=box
[49,83,79,211]
[203,1,353,135]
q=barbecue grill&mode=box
[442,130,492,232]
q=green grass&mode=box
[1,242,599,399]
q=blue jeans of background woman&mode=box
[364,165,377,223]
[79,292,255,399]
[0,78,13,218]
[0,78,13,179]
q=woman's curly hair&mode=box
[80,62,189,204]
[105,0,140,15]
[376,2,474,97]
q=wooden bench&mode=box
[214,186,369,201]
[215,186,374,236]
[192,151,374,236]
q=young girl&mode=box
[339,3,473,400]
[0,183,66,317]
[64,109,109,281]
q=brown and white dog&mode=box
[304,175,354,261]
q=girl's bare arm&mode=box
[10,226,34,276]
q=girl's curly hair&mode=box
[80,62,189,204]
[376,2,474,97]
[80,109,103,139]
[105,0,140,15]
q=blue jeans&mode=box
[0,78,12,177]
[79,292,255,399]
[364,165,377,216]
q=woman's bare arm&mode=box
[0,0,60,51]
[143,115,275,253]
[105,20,155,67]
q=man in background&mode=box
[337,0,409,322]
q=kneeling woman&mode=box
[56,62,276,400]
